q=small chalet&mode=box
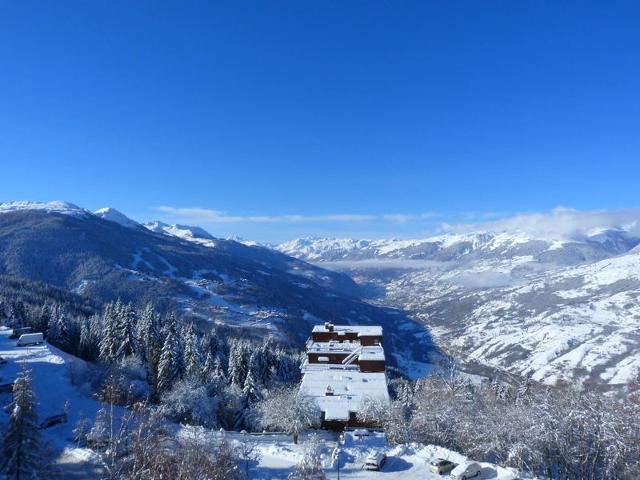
[300,322,390,430]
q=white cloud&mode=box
[441,207,640,239]
[382,212,441,223]
[156,206,438,224]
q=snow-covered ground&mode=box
[180,428,522,479]
[0,327,108,477]
[0,326,525,479]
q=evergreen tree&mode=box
[228,340,248,388]
[46,304,69,351]
[0,368,42,479]
[114,302,136,359]
[182,323,202,380]
[78,319,93,360]
[99,303,118,361]
[157,327,181,393]
[136,303,157,363]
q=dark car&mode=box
[429,458,457,475]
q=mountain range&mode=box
[276,231,640,388]
[3,200,639,387]
[0,201,434,373]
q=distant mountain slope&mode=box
[144,221,217,247]
[277,232,640,387]
[278,230,639,265]
[387,250,640,386]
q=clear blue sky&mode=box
[1,1,639,241]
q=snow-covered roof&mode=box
[358,347,385,362]
[311,324,383,337]
[307,342,385,361]
[300,369,390,421]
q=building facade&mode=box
[300,322,390,430]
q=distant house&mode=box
[300,322,390,430]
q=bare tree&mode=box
[257,385,320,444]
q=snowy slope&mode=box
[0,327,109,476]
[278,232,640,388]
[389,250,640,387]
[145,221,216,247]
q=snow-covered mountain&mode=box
[0,202,436,372]
[94,207,142,229]
[278,230,639,265]
[0,200,89,217]
[144,220,217,247]
[277,231,640,387]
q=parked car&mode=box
[429,458,457,475]
[39,412,68,430]
[451,461,482,479]
[17,333,44,347]
[364,452,387,471]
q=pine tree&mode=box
[46,304,69,351]
[182,323,202,380]
[228,340,248,387]
[87,408,109,449]
[157,328,180,393]
[136,303,156,363]
[114,302,136,359]
[78,319,93,360]
[0,368,42,479]
[99,303,118,361]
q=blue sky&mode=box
[1,1,639,241]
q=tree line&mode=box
[361,364,640,479]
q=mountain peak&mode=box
[0,201,88,216]
[144,221,215,245]
[94,207,140,228]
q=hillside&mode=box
[278,231,640,387]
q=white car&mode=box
[450,461,482,480]
[17,332,44,347]
[364,452,387,471]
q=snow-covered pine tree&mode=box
[46,303,70,351]
[182,323,202,380]
[201,351,215,383]
[234,368,263,431]
[114,302,136,359]
[136,303,157,363]
[0,368,42,479]
[157,327,181,393]
[99,303,119,361]
[78,319,93,360]
[87,408,109,449]
[227,339,248,388]
[248,349,267,387]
